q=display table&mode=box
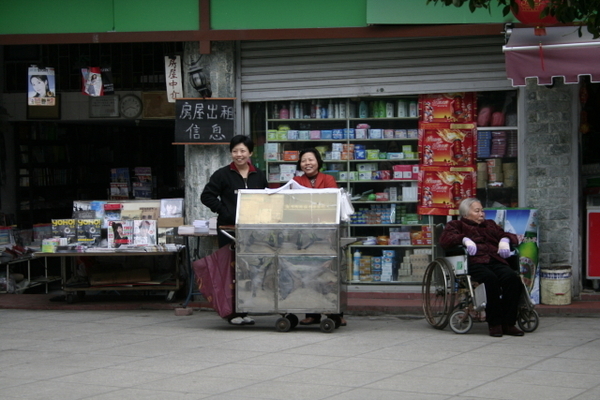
[1,253,61,294]
[34,246,185,303]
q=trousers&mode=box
[468,262,522,326]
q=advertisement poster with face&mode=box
[81,67,104,97]
[28,66,56,106]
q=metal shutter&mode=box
[240,36,511,102]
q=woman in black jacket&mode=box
[201,135,268,325]
[201,135,268,247]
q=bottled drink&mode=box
[353,250,361,281]
[397,100,408,117]
[518,209,539,291]
[328,100,334,119]
[359,101,368,118]
[409,101,418,117]
[310,100,316,119]
[272,102,279,119]
[386,102,394,118]
[315,100,321,119]
[339,101,346,118]
[279,103,289,119]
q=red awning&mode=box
[503,27,600,86]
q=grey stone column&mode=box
[522,79,580,297]
[183,41,235,257]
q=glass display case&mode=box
[234,189,345,329]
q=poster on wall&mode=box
[28,66,56,106]
[81,67,104,97]
[485,208,540,304]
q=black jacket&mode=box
[200,162,268,226]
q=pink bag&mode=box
[193,245,235,319]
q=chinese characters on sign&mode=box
[164,56,183,103]
[174,99,235,143]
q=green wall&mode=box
[0,0,199,34]
[210,0,367,29]
[0,0,514,35]
[366,0,515,24]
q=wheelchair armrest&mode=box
[507,246,520,272]
[444,245,468,257]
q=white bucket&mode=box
[540,266,572,305]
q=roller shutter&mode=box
[240,36,511,102]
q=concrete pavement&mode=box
[0,308,599,400]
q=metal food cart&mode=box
[234,188,347,333]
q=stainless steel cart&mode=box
[234,188,347,333]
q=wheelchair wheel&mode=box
[449,309,473,334]
[517,308,539,332]
[422,258,456,329]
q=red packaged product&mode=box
[419,92,476,124]
[418,167,476,216]
[418,123,477,167]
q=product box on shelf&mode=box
[419,92,476,124]
[283,151,299,161]
[393,165,419,180]
[356,163,378,172]
[265,143,280,161]
[419,123,477,167]
[418,166,476,216]
[355,129,367,139]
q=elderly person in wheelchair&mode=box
[439,198,524,337]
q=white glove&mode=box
[462,237,477,256]
[498,237,511,258]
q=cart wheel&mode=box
[517,308,539,332]
[449,309,473,334]
[320,318,335,333]
[275,317,292,332]
[65,294,76,304]
[422,258,456,330]
[330,315,342,329]
[76,291,86,299]
[286,314,299,329]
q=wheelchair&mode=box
[422,246,539,334]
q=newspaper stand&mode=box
[235,188,346,333]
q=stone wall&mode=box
[523,80,579,294]
[183,41,236,254]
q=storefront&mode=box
[238,35,526,289]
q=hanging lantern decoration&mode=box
[511,0,558,36]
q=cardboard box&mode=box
[418,166,476,216]
[283,151,299,161]
[419,92,476,124]
[158,217,184,228]
[419,123,476,167]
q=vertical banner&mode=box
[165,56,183,103]
[28,66,56,106]
[101,67,114,95]
[485,208,540,304]
[81,67,104,97]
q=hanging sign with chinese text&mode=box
[174,98,235,144]
[164,56,183,103]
